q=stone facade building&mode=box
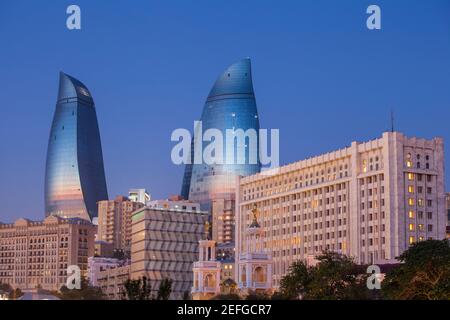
[236,132,446,288]
[0,216,95,291]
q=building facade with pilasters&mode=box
[236,132,446,288]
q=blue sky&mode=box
[0,0,449,222]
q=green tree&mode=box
[182,291,191,300]
[59,278,105,300]
[156,278,172,300]
[279,251,371,300]
[279,260,311,299]
[9,288,23,300]
[306,251,369,300]
[123,276,151,300]
[0,283,13,294]
[245,290,271,300]
[382,239,450,300]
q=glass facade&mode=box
[45,72,108,221]
[182,58,261,210]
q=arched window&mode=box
[204,273,216,288]
[253,266,266,283]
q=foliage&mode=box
[279,260,311,299]
[279,251,371,300]
[156,278,172,300]
[0,283,23,300]
[58,278,105,300]
[123,276,152,300]
[245,290,271,300]
[0,282,13,293]
[182,291,191,300]
[113,249,130,260]
[123,277,173,300]
[9,288,23,299]
[382,239,450,300]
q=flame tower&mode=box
[181,58,261,210]
[45,72,108,221]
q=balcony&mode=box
[238,282,269,289]
[193,261,220,268]
[192,286,217,293]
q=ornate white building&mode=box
[192,238,221,300]
[236,206,273,294]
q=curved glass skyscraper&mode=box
[45,72,108,221]
[181,58,261,210]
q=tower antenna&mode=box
[390,109,395,132]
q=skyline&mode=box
[1,0,450,222]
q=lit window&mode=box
[362,160,367,173]
[408,186,414,193]
[409,236,415,245]
[409,223,415,231]
[408,198,415,206]
[408,211,414,218]
[407,173,414,181]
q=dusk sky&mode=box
[1,0,449,222]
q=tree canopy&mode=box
[382,239,450,300]
[279,251,371,300]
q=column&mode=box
[246,263,252,288]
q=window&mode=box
[406,153,412,167]
[408,198,415,206]
[409,223,415,231]
[407,173,414,181]
[409,236,415,245]
[408,186,414,193]
[408,211,414,219]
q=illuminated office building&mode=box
[97,196,144,252]
[45,72,108,221]
[236,132,446,287]
[181,58,261,211]
[130,203,208,299]
[0,216,95,291]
